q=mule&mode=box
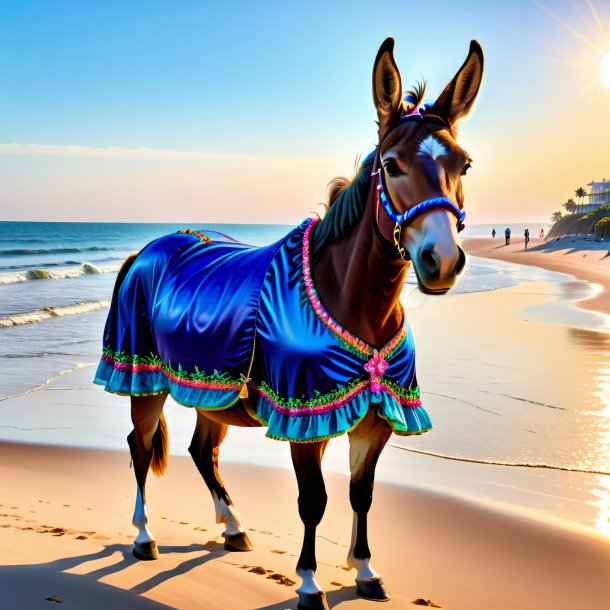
[95,37,483,609]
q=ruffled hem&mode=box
[94,358,242,409]
[254,388,431,443]
[94,355,431,442]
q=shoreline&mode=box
[2,232,610,607]
[2,441,610,610]
[463,236,610,318]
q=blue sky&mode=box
[1,1,609,223]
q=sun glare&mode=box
[600,50,610,89]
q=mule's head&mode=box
[372,38,483,294]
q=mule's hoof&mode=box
[223,531,253,552]
[297,591,329,610]
[356,577,390,601]
[133,540,159,561]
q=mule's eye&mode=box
[461,162,472,176]
[383,160,404,177]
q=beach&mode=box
[2,223,610,609]
[464,236,610,317]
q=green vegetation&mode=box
[575,186,587,213]
[594,217,610,241]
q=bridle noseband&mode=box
[374,110,466,262]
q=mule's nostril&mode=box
[419,247,439,277]
[454,246,466,275]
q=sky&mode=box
[1,0,609,224]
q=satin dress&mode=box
[94,218,431,442]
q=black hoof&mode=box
[356,577,391,601]
[133,540,159,561]
[297,591,329,610]
[223,531,253,552]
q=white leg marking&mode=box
[296,568,324,595]
[132,486,155,544]
[347,513,380,581]
[212,492,244,536]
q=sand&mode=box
[3,240,610,609]
[464,236,610,316]
[2,441,610,610]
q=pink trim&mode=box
[302,219,406,360]
[260,378,422,417]
[101,354,242,391]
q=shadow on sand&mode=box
[0,541,229,609]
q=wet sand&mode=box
[464,236,610,316]
[2,241,610,608]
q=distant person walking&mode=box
[492,228,496,238]
[524,228,530,250]
[539,228,545,240]
[505,227,511,245]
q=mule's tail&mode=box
[114,253,170,477]
[151,412,169,477]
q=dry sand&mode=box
[2,441,610,610]
[464,236,610,316]
[3,240,610,609]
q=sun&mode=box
[600,50,610,89]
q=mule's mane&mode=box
[310,151,375,257]
[404,80,427,108]
[310,81,429,257]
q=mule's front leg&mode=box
[347,410,392,601]
[291,440,330,610]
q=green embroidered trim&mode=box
[101,346,242,386]
[256,376,420,411]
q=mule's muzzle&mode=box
[413,244,466,294]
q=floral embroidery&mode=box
[256,378,421,417]
[100,346,241,391]
[364,349,389,395]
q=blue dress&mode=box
[94,218,431,442]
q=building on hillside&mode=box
[582,178,610,213]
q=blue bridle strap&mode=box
[377,173,466,229]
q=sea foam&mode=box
[0,299,110,328]
[0,262,118,285]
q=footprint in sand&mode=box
[413,600,442,608]
[243,565,295,586]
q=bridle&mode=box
[373,109,466,262]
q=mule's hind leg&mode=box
[347,409,392,600]
[129,392,168,560]
[291,440,330,610]
[188,409,252,552]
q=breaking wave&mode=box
[0,300,110,328]
[0,262,120,285]
[0,246,113,256]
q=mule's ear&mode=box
[372,37,403,140]
[432,40,484,126]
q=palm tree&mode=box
[551,211,563,223]
[575,187,587,213]
[563,198,576,214]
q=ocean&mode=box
[1,220,608,475]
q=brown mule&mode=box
[117,37,483,610]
